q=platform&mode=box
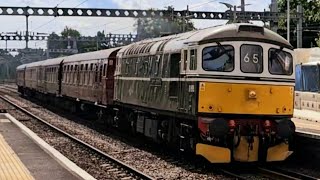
[0,113,94,180]
[293,109,320,123]
[292,109,320,139]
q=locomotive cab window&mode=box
[202,45,234,72]
[269,48,293,75]
[240,44,263,73]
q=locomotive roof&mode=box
[120,23,292,57]
[18,23,292,69]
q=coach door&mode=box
[93,60,103,103]
[58,60,64,95]
[105,51,118,104]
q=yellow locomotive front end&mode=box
[192,25,296,163]
[197,82,295,163]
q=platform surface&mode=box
[294,109,320,123]
[293,109,320,139]
[0,133,34,180]
[0,114,80,180]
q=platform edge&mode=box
[4,113,96,180]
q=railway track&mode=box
[0,94,154,180]
[0,85,18,95]
[1,90,320,180]
[258,167,319,180]
[220,166,320,180]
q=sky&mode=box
[0,0,271,49]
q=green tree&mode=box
[136,6,196,39]
[97,30,105,38]
[61,26,81,38]
[277,0,320,47]
[48,32,64,50]
[278,0,320,29]
[78,31,106,53]
[60,27,80,52]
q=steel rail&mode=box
[0,95,154,180]
[258,167,319,180]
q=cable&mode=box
[163,0,175,7]
[56,0,68,7]
[82,20,118,31]
[189,0,218,10]
[74,0,89,8]
[31,0,90,32]
[108,25,135,34]
[32,18,56,31]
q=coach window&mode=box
[94,64,99,83]
[70,65,73,84]
[240,44,263,73]
[103,64,106,77]
[90,63,94,85]
[71,65,74,84]
[68,66,71,84]
[53,67,56,82]
[75,65,79,84]
[54,67,56,82]
[63,66,66,83]
[99,64,103,82]
[50,68,53,82]
[53,67,55,82]
[190,49,197,70]
[65,66,68,83]
[55,67,57,82]
[46,68,49,82]
[202,45,234,72]
[85,64,88,85]
[47,68,49,82]
[80,64,83,85]
[68,65,71,84]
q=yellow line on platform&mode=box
[0,134,34,180]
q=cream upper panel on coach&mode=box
[63,47,121,63]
